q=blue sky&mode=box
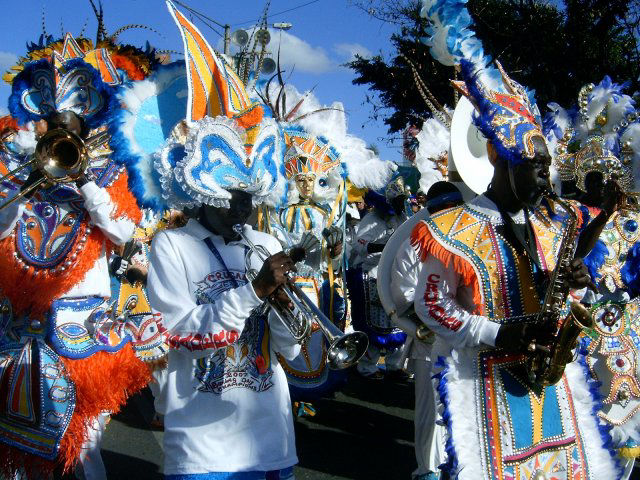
[0,0,404,162]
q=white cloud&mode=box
[333,43,372,62]
[263,29,333,73]
[0,51,18,74]
[228,28,334,74]
[0,106,7,116]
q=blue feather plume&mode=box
[621,241,640,297]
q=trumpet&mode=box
[0,128,109,210]
[233,224,369,370]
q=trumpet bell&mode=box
[327,330,368,370]
[35,129,88,183]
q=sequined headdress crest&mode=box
[148,1,284,209]
[421,0,544,167]
[283,128,341,179]
[545,77,640,194]
[451,60,544,167]
[7,33,121,128]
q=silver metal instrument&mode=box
[233,224,369,370]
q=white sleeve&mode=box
[390,238,420,314]
[147,231,263,358]
[0,194,26,239]
[353,215,380,263]
[414,255,500,348]
[268,311,301,361]
[80,182,135,246]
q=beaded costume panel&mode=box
[423,200,570,320]
[422,199,612,479]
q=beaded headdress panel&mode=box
[546,77,640,194]
[7,33,121,128]
[452,60,544,167]
[283,129,341,180]
[155,1,284,209]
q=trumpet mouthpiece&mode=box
[232,224,245,235]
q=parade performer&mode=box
[411,61,618,479]
[378,180,463,480]
[351,174,410,380]
[416,1,620,477]
[112,2,302,476]
[254,77,393,402]
[547,77,640,479]
[264,127,348,403]
[0,30,164,477]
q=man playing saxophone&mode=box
[407,61,619,479]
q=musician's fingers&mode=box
[529,343,551,355]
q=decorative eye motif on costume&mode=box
[318,177,328,188]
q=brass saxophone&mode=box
[527,193,593,387]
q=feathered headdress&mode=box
[282,126,343,205]
[7,33,122,128]
[260,80,396,192]
[109,1,286,211]
[545,77,640,194]
[421,0,544,167]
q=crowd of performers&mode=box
[0,0,639,479]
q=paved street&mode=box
[102,369,416,479]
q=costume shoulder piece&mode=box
[410,204,489,316]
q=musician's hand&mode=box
[566,258,596,291]
[495,318,555,355]
[75,173,89,188]
[252,252,295,300]
[601,181,624,217]
[329,241,343,258]
[269,286,294,310]
[125,264,148,285]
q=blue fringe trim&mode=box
[9,58,117,130]
[434,356,458,477]
[576,346,624,477]
[584,239,607,283]
[621,241,640,297]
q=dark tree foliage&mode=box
[348,0,640,135]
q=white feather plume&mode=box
[263,82,396,190]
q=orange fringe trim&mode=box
[0,116,19,136]
[58,345,151,472]
[0,171,141,316]
[0,227,104,316]
[111,54,147,82]
[107,171,143,224]
[0,345,151,478]
[410,221,484,315]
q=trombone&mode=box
[233,224,369,370]
[0,128,109,210]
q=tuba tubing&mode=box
[377,207,434,343]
